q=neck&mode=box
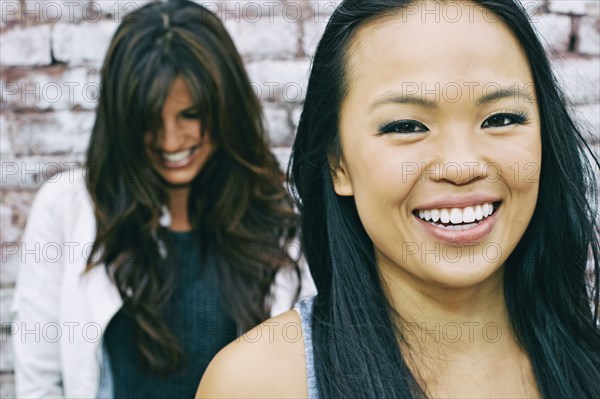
[377,258,539,396]
[167,186,192,232]
[378,258,514,355]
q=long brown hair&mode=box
[86,0,299,375]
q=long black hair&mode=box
[86,0,299,374]
[288,0,600,397]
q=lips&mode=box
[415,202,498,225]
[154,145,200,169]
[412,195,502,244]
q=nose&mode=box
[430,129,489,185]
[157,120,184,152]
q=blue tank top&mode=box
[294,295,320,399]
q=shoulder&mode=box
[197,309,308,398]
[31,168,90,211]
[20,168,95,247]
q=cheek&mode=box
[491,132,541,197]
[178,119,203,140]
[346,144,419,240]
[487,131,542,247]
[351,144,399,193]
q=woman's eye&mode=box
[181,110,200,119]
[482,112,528,128]
[378,120,429,135]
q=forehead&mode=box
[343,1,533,103]
[164,77,193,106]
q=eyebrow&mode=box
[475,87,535,105]
[368,87,536,111]
[178,106,199,114]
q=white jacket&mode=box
[10,171,315,398]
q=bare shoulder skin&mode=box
[196,310,308,398]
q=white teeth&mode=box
[424,210,431,221]
[440,209,450,224]
[431,209,440,222]
[430,221,479,230]
[161,148,193,162]
[483,203,490,217]
[475,205,483,220]
[463,206,475,223]
[450,208,462,224]
[416,202,497,226]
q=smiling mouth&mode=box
[153,145,200,168]
[412,201,502,231]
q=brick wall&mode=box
[0,0,599,396]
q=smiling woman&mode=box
[11,1,314,398]
[332,9,542,291]
[143,77,215,188]
[197,0,599,398]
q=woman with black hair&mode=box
[11,1,314,398]
[198,0,600,398]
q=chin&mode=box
[157,169,200,187]
[420,261,504,289]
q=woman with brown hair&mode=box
[11,1,314,398]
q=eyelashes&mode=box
[181,110,200,119]
[377,119,429,135]
[480,110,530,128]
[377,110,531,135]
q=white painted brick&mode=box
[1,155,86,189]
[0,115,12,156]
[0,289,14,326]
[22,0,88,24]
[88,0,150,24]
[192,0,226,13]
[264,105,291,146]
[0,251,19,288]
[197,1,302,24]
[1,202,26,284]
[246,59,310,103]
[552,57,600,104]
[197,0,244,22]
[302,17,327,58]
[0,374,15,399]
[291,105,302,130]
[1,67,100,110]
[0,204,21,244]
[0,24,52,66]
[8,111,94,156]
[578,17,600,55]
[0,329,14,372]
[532,14,572,52]
[571,103,600,143]
[549,0,599,15]
[517,0,546,17]
[0,0,21,28]
[0,189,36,239]
[305,1,341,18]
[225,16,299,59]
[52,20,118,66]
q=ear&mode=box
[330,157,354,196]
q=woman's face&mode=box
[144,76,215,187]
[333,2,541,289]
